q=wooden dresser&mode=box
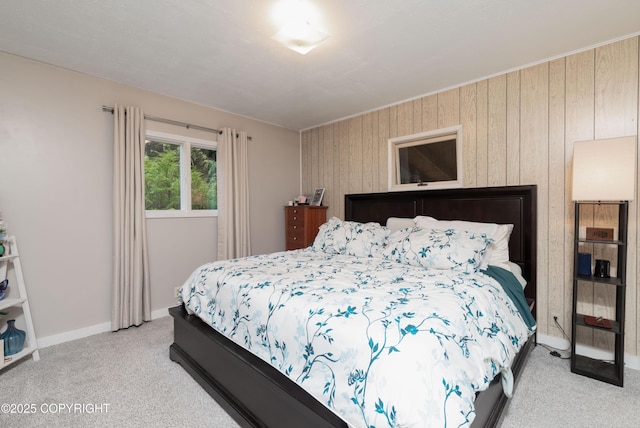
[285,205,328,250]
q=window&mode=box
[144,131,217,218]
[388,125,463,191]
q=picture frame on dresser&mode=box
[310,188,325,206]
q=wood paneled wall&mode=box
[301,36,640,356]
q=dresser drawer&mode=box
[286,233,306,249]
[287,222,303,235]
[286,210,305,226]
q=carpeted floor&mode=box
[2,316,639,427]
[500,342,640,427]
[1,316,239,428]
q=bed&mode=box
[169,185,537,427]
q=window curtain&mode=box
[111,104,151,331]
[217,128,251,259]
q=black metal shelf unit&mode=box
[570,201,627,386]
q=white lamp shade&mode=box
[572,136,637,201]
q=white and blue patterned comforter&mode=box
[179,249,534,428]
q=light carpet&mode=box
[2,316,639,427]
[1,316,239,428]
[500,342,640,427]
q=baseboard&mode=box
[537,333,639,371]
[36,306,171,349]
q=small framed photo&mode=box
[310,188,325,206]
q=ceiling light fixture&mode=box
[272,21,329,55]
[271,0,329,55]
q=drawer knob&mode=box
[293,216,297,220]
[293,237,297,240]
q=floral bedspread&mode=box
[179,249,533,428]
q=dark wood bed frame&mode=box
[169,185,537,427]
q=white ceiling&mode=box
[2,0,640,131]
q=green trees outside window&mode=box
[144,139,217,211]
[190,146,217,210]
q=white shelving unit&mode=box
[0,236,39,369]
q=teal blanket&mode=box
[483,266,536,330]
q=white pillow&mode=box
[414,216,513,270]
[386,217,415,233]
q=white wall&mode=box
[0,52,300,342]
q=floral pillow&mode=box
[381,227,493,273]
[414,216,513,271]
[312,217,389,257]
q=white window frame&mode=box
[145,130,218,218]
[388,125,463,192]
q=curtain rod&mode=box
[102,105,252,140]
